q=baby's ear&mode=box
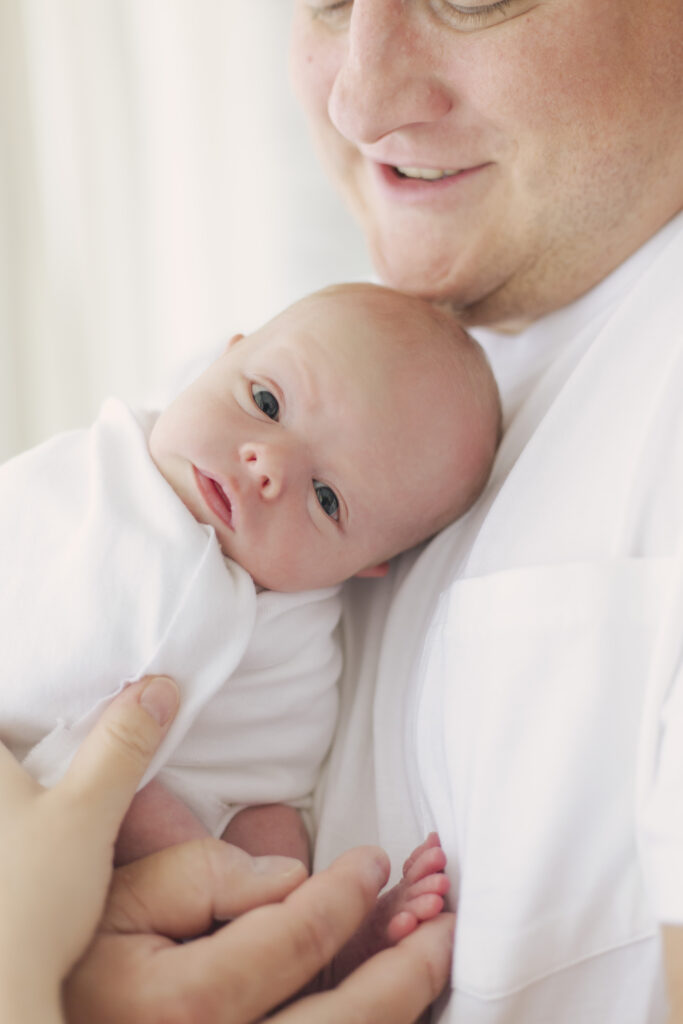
[354,561,390,579]
[226,333,245,350]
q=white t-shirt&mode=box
[313,212,683,1023]
[1,399,342,835]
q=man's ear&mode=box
[354,561,390,579]
[226,333,245,350]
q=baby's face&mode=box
[150,288,494,591]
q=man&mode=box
[289,1,683,1021]
[58,2,683,1020]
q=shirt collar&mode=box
[472,211,683,423]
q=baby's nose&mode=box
[239,441,285,499]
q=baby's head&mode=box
[150,283,501,591]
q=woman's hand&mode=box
[65,840,454,1024]
[0,676,180,1021]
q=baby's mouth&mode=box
[211,479,233,525]
[194,467,234,530]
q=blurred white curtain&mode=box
[0,0,371,460]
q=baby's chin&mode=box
[248,575,338,594]
[241,562,342,594]
[220,537,349,592]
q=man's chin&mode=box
[367,231,536,329]
[369,244,476,311]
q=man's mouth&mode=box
[393,166,461,181]
[194,467,234,530]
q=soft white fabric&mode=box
[314,212,683,1023]
[1,398,341,836]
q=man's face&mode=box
[290,0,683,330]
[149,291,482,591]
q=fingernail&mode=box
[366,851,390,888]
[252,855,307,877]
[139,677,180,727]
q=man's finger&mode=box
[105,838,307,936]
[271,913,455,1024]
[60,676,179,831]
[168,846,391,1023]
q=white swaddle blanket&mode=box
[1,399,341,835]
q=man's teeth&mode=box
[395,166,460,180]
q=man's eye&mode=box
[306,1,352,11]
[306,0,353,27]
[251,385,279,421]
[314,480,340,520]
[432,0,513,28]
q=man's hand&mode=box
[66,841,454,1024]
[0,672,453,1024]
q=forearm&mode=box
[663,925,683,1023]
[0,971,63,1024]
[0,999,62,1024]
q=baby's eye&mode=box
[314,481,340,521]
[251,385,279,421]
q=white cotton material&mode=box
[1,399,341,836]
[314,212,683,1023]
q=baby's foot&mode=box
[329,833,450,985]
[382,832,450,943]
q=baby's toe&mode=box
[405,872,451,901]
[401,832,441,876]
[405,891,445,923]
[403,844,447,884]
[386,909,419,945]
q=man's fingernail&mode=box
[139,677,180,727]
[366,851,390,888]
[252,855,307,876]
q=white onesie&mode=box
[1,398,341,836]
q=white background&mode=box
[0,0,372,460]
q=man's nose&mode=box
[327,0,452,146]
[239,441,287,499]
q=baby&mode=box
[0,282,500,953]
